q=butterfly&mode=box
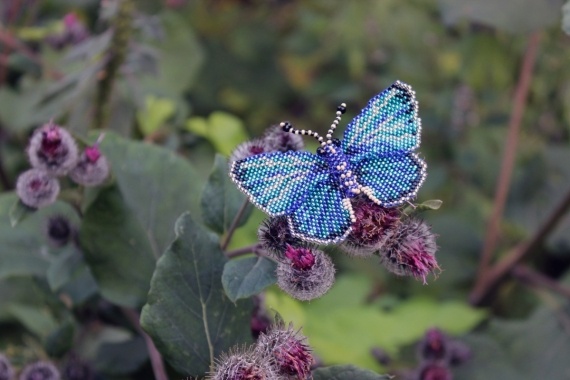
[229,80,426,244]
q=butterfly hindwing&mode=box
[342,81,420,163]
[354,152,426,207]
[288,179,353,244]
[229,151,329,216]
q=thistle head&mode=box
[0,354,14,380]
[16,169,60,208]
[69,144,110,187]
[255,322,313,380]
[263,124,304,153]
[229,139,270,164]
[258,217,302,256]
[18,361,60,380]
[27,122,78,176]
[276,247,335,301]
[378,218,439,284]
[207,345,277,380]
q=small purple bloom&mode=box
[27,122,78,176]
[19,361,60,380]
[16,169,60,208]
[69,144,110,187]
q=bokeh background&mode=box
[1,0,570,379]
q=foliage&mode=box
[0,0,569,379]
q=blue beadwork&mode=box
[229,80,427,244]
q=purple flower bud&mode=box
[379,218,439,284]
[256,322,313,380]
[416,363,452,380]
[0,354,14,380]
[27,122,78,176]
[418,328,448,363]
[69,145,110,187]
[229,139,270,164]
[19,361,60,380]
[276,247,335,301]
[343,197,401,257]
[263,124,304,152]
[285,245,315,270]
[16,169,60,208]
[45,214,73,247]
[208,345,277,380]
[258,217,302,256]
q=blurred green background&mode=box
[1,0,570,378]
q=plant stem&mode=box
[221,198,250,251]
[473,32,541,293]
[93,0,134,130]
[226,244,259,259]
[122,308,168,380]
[512,265,570,299]
[470,186,570,305]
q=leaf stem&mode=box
[473,32,541,293]
[121,307,168,380]
[221,198,250,251]
[470,186,570,305]
[226,244,259,259]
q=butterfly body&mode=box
[230,80,426,244]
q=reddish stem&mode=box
[473,32,541,295]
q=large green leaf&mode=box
[313,365,391,380]
[100,132,202,255]
[79,185,155,307]
[266,276,486,371]
[201,155,252,234]
[140,213,252,377]
[438,0,563,33]
[139,11,204,97]
[222,256,277,302]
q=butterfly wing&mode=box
[342,80,420,163]
[342,81,426,206]
[229,151,328,216]
[354,152,426,207]
[288,179,353,244]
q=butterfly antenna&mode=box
[324,103,347,144]
[280,121,323,143]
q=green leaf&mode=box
[404,199,443,214]
[201,155,252,234]
[46,245,99,305]
[266,276,486,371]
[99,132,202,256]
[312,365,392,380]
[186,111,249,155]
[222,256,277,302]
[79,185,156,308]
[438,0,563,33]
[9,199,36,227]
[136,95,176,136]
[139,11,204,96]
[0,193,80,280]
[45,320,75,358]
[8,304,58,339]
[140,212,253,377]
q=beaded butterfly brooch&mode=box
[230,80,426,244]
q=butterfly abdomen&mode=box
[318,142,360,199]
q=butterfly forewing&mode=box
[342,81,421,163]
[229,151,329,216]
